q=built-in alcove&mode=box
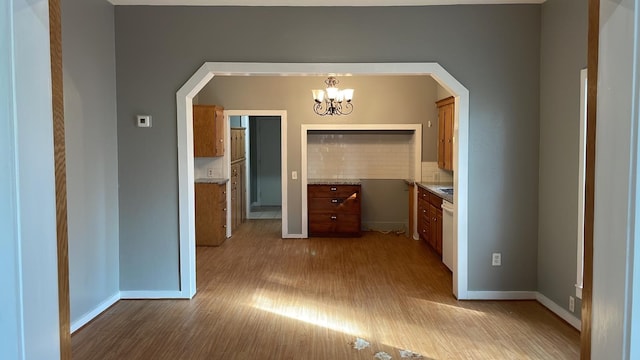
[306,129,419,234]
[301,124,423,238]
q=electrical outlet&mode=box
[492,252,502,266]
[207,168,214,178]
[292,171,297,180]
[569,296,575,312]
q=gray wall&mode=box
[62,0,120,325]
[115,5,541,292]
[200,76,440,162]
[538,0,587,318]
[361,180,410,233]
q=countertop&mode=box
[194,178,229,184]
[416,182,454,204]
[308,178,362,185]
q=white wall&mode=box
[62,0,120,330]
[0,0,61,358]
[593,0,640,357]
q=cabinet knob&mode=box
[223,224,227,228]
[330,215,337,220]
[219,139,223,142]
[223,208,227,211]
[433,217,437,222]
[330,187,337,191]
[331,199,339,203]
[422,209,426,213]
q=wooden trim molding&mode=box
[48,0,71,358]
[581,0,599,357]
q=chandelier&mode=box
[312,77,354,116]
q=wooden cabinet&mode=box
[308,184,361,237]
[231,160,246,231]
[436,97,454,171]
[230,128,246,162]
[417,187,443,256]
[195,183,227,246]
[230,128,246,231]
[193,105,224,157]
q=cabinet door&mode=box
[429,204,438,249]
[195,183,227,246]
[443,104,454,171]
[436,97,454,171]
[193,105,224,157]
[214,107,225,156]
[436,209,443,256]
[438,106,446,169]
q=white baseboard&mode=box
[282,233,305,239]
[71,292,120,333]
[465,291,537,300]
[536,292,581,331]
[119,290,186,299]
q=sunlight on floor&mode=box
[409,297,489,317]
[250,292,365,337]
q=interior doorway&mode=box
[248,116,282,219]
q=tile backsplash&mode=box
[194,157,224,179]
[421,162,453,183]
[307,132,413,179]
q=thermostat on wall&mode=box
[137,115,152,128]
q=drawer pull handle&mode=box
[330,187,337,191]
[330,215,337,220]
[331,199,339,203]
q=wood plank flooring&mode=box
[72,220,579,359]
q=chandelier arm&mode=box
[341,102,353,115]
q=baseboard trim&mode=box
[465,291,537,300]
[536,292,581,331]
[282,233,305,239]
[70,292,120,333]
[120,290,186,299]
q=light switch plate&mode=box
[137,115,152,128]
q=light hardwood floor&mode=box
[72,220,579,359]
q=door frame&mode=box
[224,111,286,226]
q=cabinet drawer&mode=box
[429,193,443,207]
[308,196,360,213]
[308,213,361,235]
[308,185,360,198]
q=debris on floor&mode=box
[351,337,371,350]
[399,349,424,358]
[374,351,393,360]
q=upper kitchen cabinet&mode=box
[193,105,224,157]
[436,97,454,171]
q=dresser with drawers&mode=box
[307,181,361,237]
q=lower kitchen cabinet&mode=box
[418,187,443,256]
[195,182,227,246]
[308,184,361,237]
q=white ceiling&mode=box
[108,0,544,6]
